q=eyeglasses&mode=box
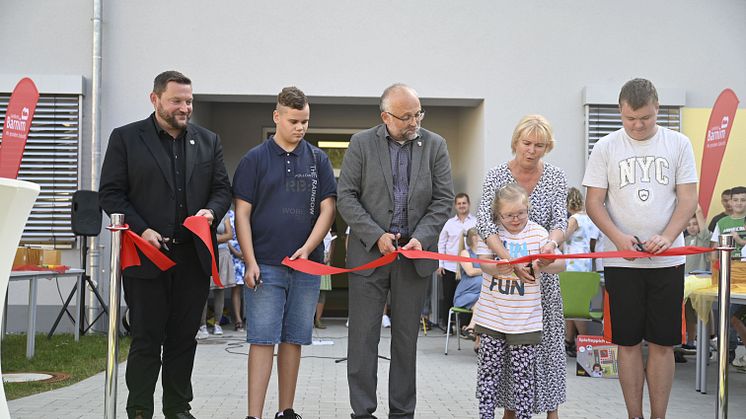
[498,209,528,221]
[385,110,425,123]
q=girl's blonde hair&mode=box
[456,227,480,280]
[567,187,584,213]
[491,183,530,225]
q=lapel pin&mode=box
[417,141,422,147]
[189,139,195,145]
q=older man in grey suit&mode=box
[338,84,454,419]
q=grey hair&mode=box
[380,83,418,112]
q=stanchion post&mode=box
[104,214,125,419]
[716,234,734,419]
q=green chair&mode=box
[444,306,473,355]
[559,271,603,322]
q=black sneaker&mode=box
[565,340,577,358]
[674,351,687,363]
[275,408,302,419]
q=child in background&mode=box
[453,228,486,339]
[228,208,246,332]
[681,204,712,356]
[473,183,565,419]
[563,187,600,357]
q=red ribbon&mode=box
[183,215,223,288]
[120,226,176,271]
[282,246,714,276]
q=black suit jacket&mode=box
[99,114,232,278]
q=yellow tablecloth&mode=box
[688,274,746,324]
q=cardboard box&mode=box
[13,247,28,268]
[576,335,619,379]
[40,249,61,265]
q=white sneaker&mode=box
[733,353,746,368]
[213,324,223,335]
[382,314,391,328]
[345,319,349,328]
[196,325,209,340]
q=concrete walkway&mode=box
[8,320,746,418]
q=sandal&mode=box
[235,322,245,332]
[460,327,476,341]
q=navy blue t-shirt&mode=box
[232,137,337,265]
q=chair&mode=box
[559,271,603,322]
[444,306,473,355]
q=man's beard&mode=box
[403,126,420,141]
[158,106,190,131]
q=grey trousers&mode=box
[347,258,430,419]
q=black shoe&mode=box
[674,351,688,363]
[165,412,196,419]
[275,408,302,419]
[565,340,577,358]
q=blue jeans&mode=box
[244,264,320,345]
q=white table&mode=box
[7,268,85,359]
[693,288,746,394]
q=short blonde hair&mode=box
[510,114,555,154]
[491,183,530,224]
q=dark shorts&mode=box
[604,265,684,347]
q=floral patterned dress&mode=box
[476,162,568,413]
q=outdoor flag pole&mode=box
[104,213,125,419]
[716,234,734,419]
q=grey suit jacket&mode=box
[337,124,454,277]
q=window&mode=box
[0,93,81,247]
[583,85,685,158]
[585,104,681,156]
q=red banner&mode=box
[282,246,714,276]
[0,78,40,179]
[183,215,223,288]
[699,89,740,218]
[120,227,176,272]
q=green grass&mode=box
[1,334,130,400]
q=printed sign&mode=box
[699,89,739,217]
[0,78,40,179]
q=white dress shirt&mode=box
[437,213,476,272]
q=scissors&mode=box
[633,235,652,260]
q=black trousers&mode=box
[439,269,457,326]
[122,242,209,418]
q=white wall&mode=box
[1,0,745,328]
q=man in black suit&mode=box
[99,70,231,419]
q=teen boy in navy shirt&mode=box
[233,87,336,419]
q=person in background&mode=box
[315,228,336,329]
[708,188,732,233]
[228,208,246,332]
[562,187,600,357]
[710,185,746,366]
[679,204,712,361]
[452,227,485,340]
[437,193,477,328]
[197,213,237,339]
